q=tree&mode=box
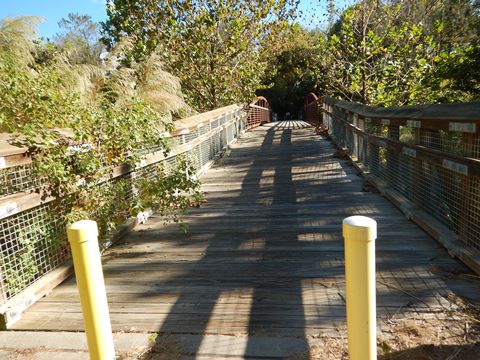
[321,0,480,105]
[54,13,103,64]
[0,16,200,237]
[433,41,480,101]
[258,25,325,117]
[102,0,298,111]
[101,0,171,57]
[392,0,479,45]
[324,1,443,106]
[328,0,335,30]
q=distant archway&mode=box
[303,93,321,125]
[246,96,272,129]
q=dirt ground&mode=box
[143,291,480,360]
[289,292,480,360]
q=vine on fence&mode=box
[0,18,203,297]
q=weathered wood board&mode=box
[11,121,480,357]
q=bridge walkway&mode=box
[11,121,477,358]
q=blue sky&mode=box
[0,0,108,39]
[0,0,354,39]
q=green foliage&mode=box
[324,1,439,105]
[102,0,298,111]
[1,228,38,295]
[101,0,171,55]
[258,25,324,117]
[433,42,480,101]
[136,156,203,226]
[321,0,480,105]
[0,210,64,297]
[0,16,202,237]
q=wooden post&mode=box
[357,117,366,164]
[458,133,478,246]
[0,271,7,304]
[352,114,359,158]
[411,128,434,206]
[370,123,380,177]
[387,125,400,188]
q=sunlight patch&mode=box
[200,288,254,338]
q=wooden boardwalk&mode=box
[12,121,479,358]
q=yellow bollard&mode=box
[67,220,115,360]
[343,216,377,360]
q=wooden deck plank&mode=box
[11,121,480,357]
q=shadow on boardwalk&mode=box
[149,125,311,357]
[11,121,480,359]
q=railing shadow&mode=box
[144,123,310,357]
[112,120,480,358]
[245,127,310,355]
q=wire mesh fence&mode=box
[0,103,265,305]
[0,203,66,303]
[0,164,40,197]
[319,98,480,265]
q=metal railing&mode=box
[304,94,480,274]
[246,96,271,129]
[0,99,271,326]
[303,93,322,126]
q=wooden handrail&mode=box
[0,105,245,219]
[0,104,244,168]
[325,107,480,176]
[0,102,252,327]
[307,94,480,275]
[324,96,480,126]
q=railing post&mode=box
[67,220,115,360]
[370,144,380,177]
[343,216,377,360]
[0,272,7,304]
[352,114,359,158]
[387,124,400,188]
[459,133,478,247]
[357,116,366,164]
